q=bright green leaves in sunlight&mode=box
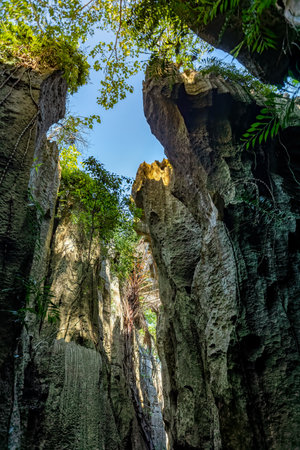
[230,0,278,57]
[0,0,211,112]
[0,0,292,113]
[2,0,291,138]
[0,21,90,93]
[127,0,211,68]
[88,0,211,109]
[169,0,278,58]
[48,114,101,152]
[143,308,157,342]
[1,0,96,92]
[110,227,140,282]
[59,149,140,263]
[60,145,83,172]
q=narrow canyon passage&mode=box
[0,35,300,450]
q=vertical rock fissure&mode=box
[124,330,156,450]
[0,62,166,448]
[0,64,67,445]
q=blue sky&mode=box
[69,61,164,180]
[68,38,238,179]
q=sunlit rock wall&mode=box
[133,71,300,449]
[0,63,165,449]
[9,199,166,449]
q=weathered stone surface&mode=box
[133,72,300,448]
[173,0,300,85]
[0,64,67,445]
[9,205,165,449]
[0,63,166,449]
[136,333,166,450]
[7,138,61,450]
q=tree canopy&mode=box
[2,0,298,111]
[1,0,299,147]
[0,0,210,107]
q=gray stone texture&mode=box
[0,64,67,445]
[133,71,300,449]
[0,63,165,449]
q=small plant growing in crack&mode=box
[0,276,60,333]
[18,276,60,332]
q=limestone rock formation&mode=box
[0,64,166,449]
[14,213,165,449]
[0,65,67,444]
[5,165,165,449]
[133,72,300,449]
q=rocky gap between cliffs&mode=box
[0,55,299,450]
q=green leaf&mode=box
[256,115,269,120]
[264,127,270,142]
[270,123,275,138]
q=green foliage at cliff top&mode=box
[0,0,287,107]
[0,0,210,104]
[59,146,141,275]
[60,148,132,241]
[0,1,91,93]
[2,0,296,145]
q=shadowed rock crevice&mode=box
[0,64,166,449]
[0,65,67,445]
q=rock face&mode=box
[10,213,159,449]
[133,72,300,449]
[0,64,166,449]
[172,0,300,85]
[0,64,67,444]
